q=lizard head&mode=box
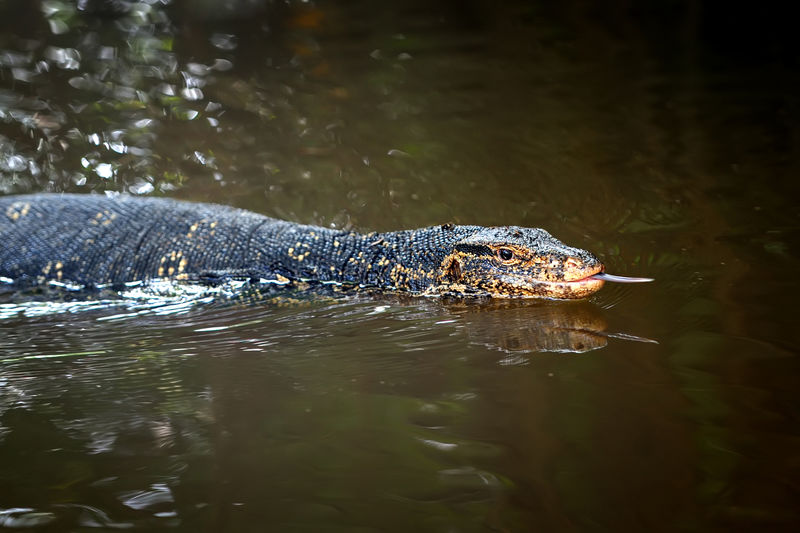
[435,226,606,299]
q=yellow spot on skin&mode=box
[55,262,62,270]
[160,256,167,264]
[288,247,294,255]
[168,267,175,276]
[276,274,289,283]
[210,222,218,229]
[101,212,116,226]
[297,254,305,261]
[158,267,165,276]
[333,241,340,247]
[178,258,188,272]
[6,202,31,221]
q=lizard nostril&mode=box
[566,258,580,270]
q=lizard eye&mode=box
[497,248,514,261]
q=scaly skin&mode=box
[0,194,605,299]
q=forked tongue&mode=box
[590,272,654,283]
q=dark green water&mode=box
[1,1,798,531]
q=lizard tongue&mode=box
[589,272,654,283]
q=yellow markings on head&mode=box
[433,246,602,298]
[5,202,31,221]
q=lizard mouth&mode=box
[437,265,653,300]
[526,268,653,299]
[493,267,606,299]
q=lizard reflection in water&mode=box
[446,299,656,354]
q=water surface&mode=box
[1,1,799,531]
